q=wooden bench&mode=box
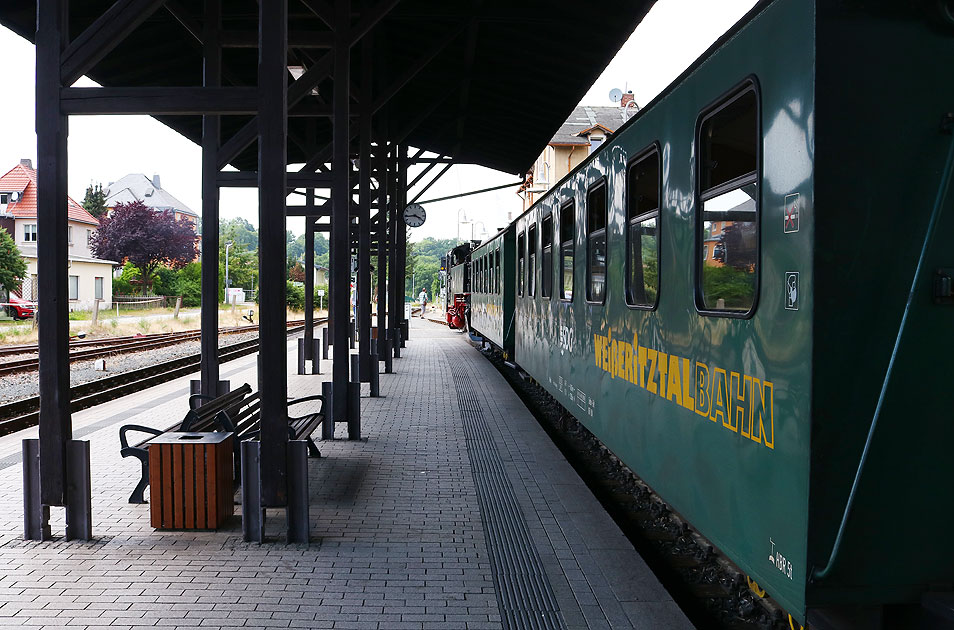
[119,384,254,504]
[120,384,326,504]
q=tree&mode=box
[91,200,197,293]
[0,227,27,293]
[81,182,108,218]
[288,261,305,282]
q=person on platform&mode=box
[418,288,428,318]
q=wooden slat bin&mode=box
[148,432,234,529]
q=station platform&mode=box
[0,318,692,629]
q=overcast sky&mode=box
[0,0,758,243]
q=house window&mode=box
[68,275,79,300]
[527,223,537,297]
[24,224,37,242]
[560,201,574,301]
[0,193,8,206]
[94,277,104,300]
[697,84,759,314]
[87,229,92,246]
[589,135,605,154]
[626,148,661,308]
[541,213,553,298]
[517,231,525,297]
[68,226,73,244]
[586,180,608,303]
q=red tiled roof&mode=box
[0,162,99,226]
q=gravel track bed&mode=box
[0,331,262,405]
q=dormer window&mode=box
[588,136,605,154]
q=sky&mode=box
[0,0,758,243]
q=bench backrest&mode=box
[181,383,253,432]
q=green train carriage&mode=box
[507,0,954,625]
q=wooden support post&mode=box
[331,0,352,427]
[257,0,289,507]
[36,0,72,511]
[200,0,222,398]
[357,35,373,383]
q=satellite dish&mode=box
[608,88,623,103]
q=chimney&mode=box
[19,158,32,169]
[620,91,635,109]
[152,173,161,189]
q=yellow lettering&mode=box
[737,374,752,438]
[725,372,741,433]
[646,349,658,394]
[666,354,682,406]
[657,352,668,398]
[695,362,710,417]
[594,334,602,368]
[682,358,695,410]
[709,367,728,425]
[751,379,775,449]
[638,345,647,389]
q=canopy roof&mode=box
[0,1,656,175]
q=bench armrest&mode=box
[212,410,236,433]
[119,424,163,450]
[288,394,324,408]
[188,393,216,410]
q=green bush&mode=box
[286,281,305,310]
[112,262,140,294]
[175,262,202,307]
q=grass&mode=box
[0,306,325,345]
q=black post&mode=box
[397,146,408,347]
[331,0,352,426]
[304,199,315,360]
[200,0,222,398]
[388,146,401,358]
[357,35,372,382]
[35,0,71,509]
[257,0,288,507]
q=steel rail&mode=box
[0,319,327,437]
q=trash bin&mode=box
[148,432,234,529]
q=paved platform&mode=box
[0,319,692,629]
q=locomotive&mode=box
[452,0,954,626]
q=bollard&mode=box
[383,338,393,373]
[312,339,321,374]
[349,319,356,350]
[91,299,100,326]
[173,295,182,319]
[322,327,330,360]
[350,354,360,384]
[393,327,401,358]
[348,382,361,440]
[321,381,334,439]
[297,338,306,375]
[286,440,309,544]
[400,319,409,346]
[369,352,380,397]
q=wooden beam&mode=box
[59,87,258,115]
[61,0,170,85]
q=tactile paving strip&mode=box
[451,362,566,630]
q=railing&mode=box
[112,294,168,310]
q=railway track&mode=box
[0,320,308,376]
[0,319,326,437]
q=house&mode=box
[104,173,199,228]
[0,159,117,310]
[521,93,638,206]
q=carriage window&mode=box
[527,223,537,297]
[517,231,525,297]
[560,201,574,301]
[697,86,758,314]
[627,149,660,308]
[541,214,553,298]
[586,180,607,303]
[495,249,501,294]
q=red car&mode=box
[7,294,34,319]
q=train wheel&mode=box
[745,576,766,598]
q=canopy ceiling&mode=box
[0,1,656,175]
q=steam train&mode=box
[443,0,954,627]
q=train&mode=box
[443,0,954,627]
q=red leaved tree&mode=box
[91,200,197,293]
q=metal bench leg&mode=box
[306,436,321,458]
[241,441,264,543]
[65,440,92,541]
[22,439,51,541]
[128,454,150,504]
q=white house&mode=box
[0,159,117,310]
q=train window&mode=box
[517,231,525,297]
[697,84,759,315]
[586,180,607,303]
[626,148,660,308]
[560,201,574,301]
[495,249,501,294]
[541,213,553,298]
[528,223,537,297]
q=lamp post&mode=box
[472,221,486,241]
[457,209,468,244]
[225,241,234,293]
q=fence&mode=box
[112,294,169,310]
